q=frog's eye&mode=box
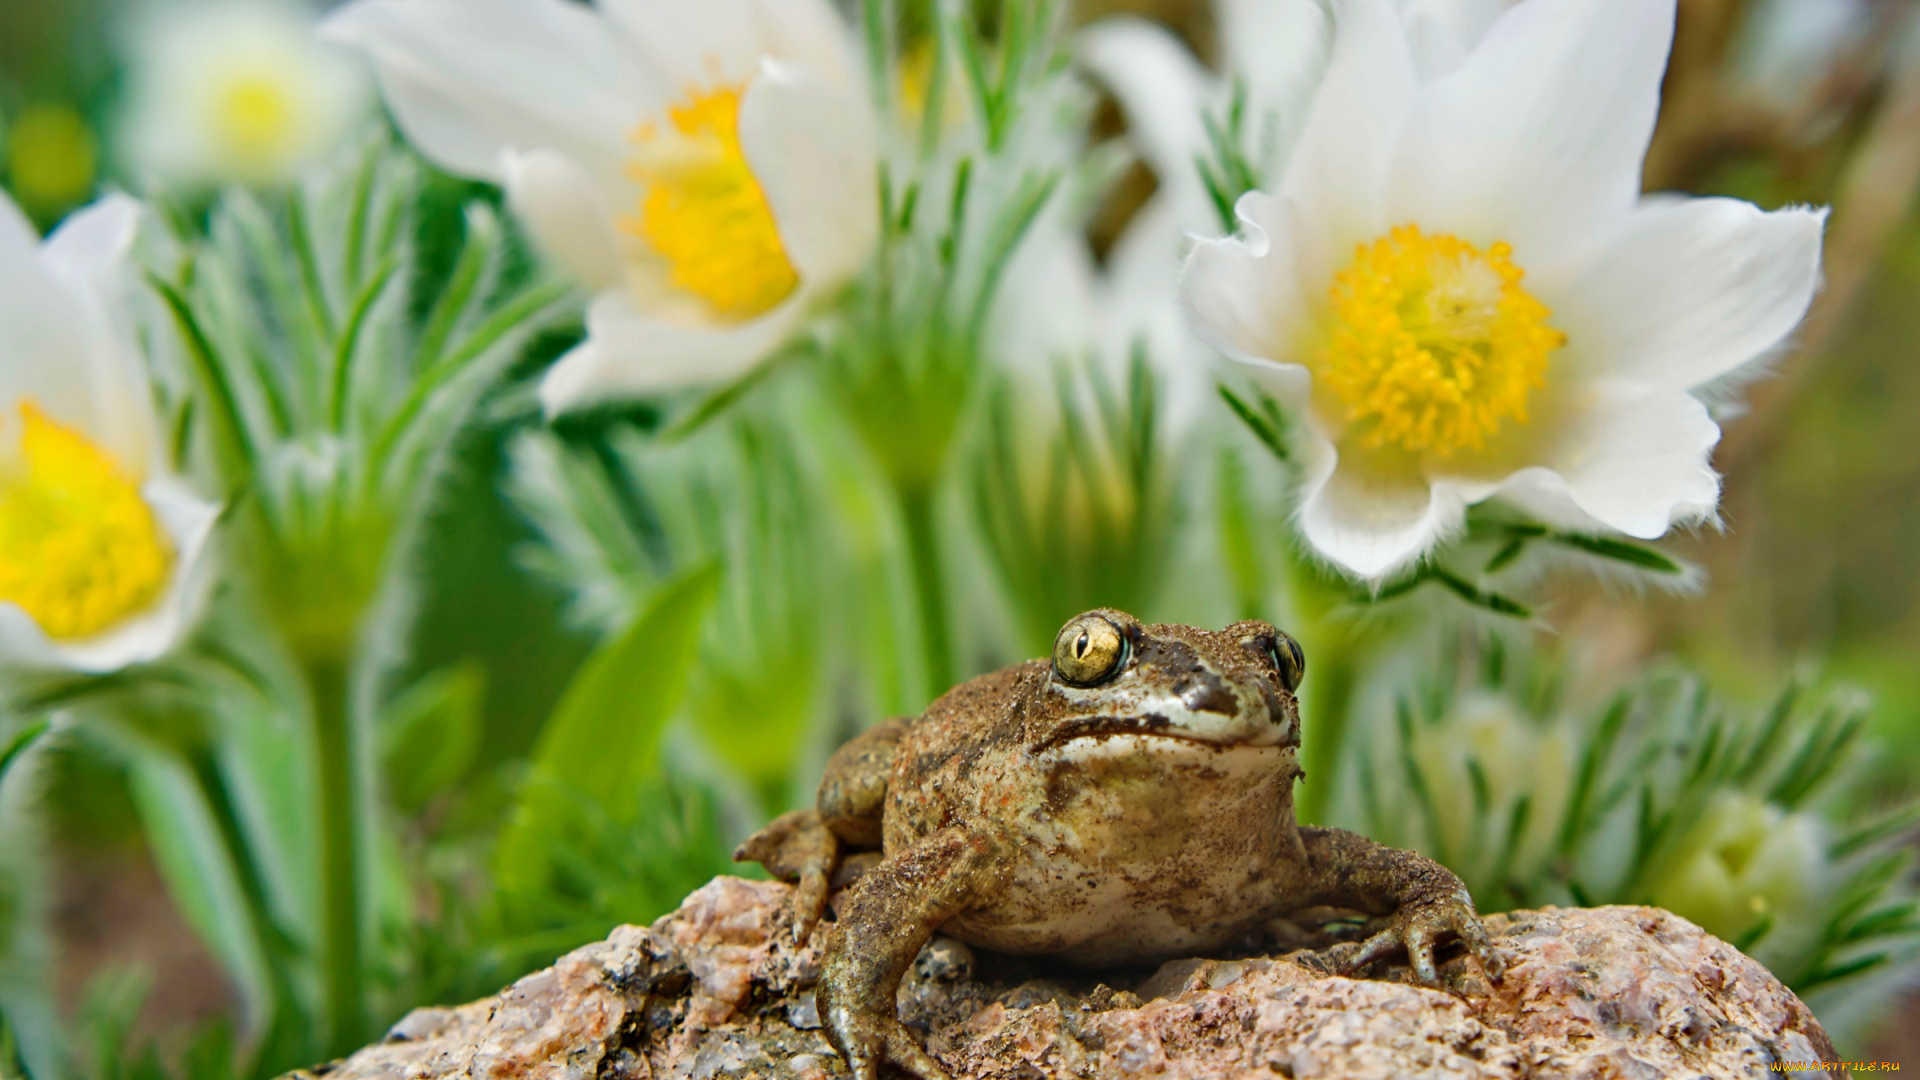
[1271,632,1305,693]
[1052,615,1128,686]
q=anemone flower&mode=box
[0,194,220,672]
[1181,0,1824,580]
[118,0,370,188]
[322,0,879,414]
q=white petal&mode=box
[992,207,1101,381]
[1555,197,1826,392]
[1397,0,1512,78]
[1216,0,1332,169]
[745,0,861,91]
[596,0,763,88]
[35,196,158,469]
[1180,191,1306,366]
[502,148,625,292]
[0,478,220,674]
[737,61,878,289]
[0,196,146,470]
[539,290,803,414]
[1299,441,1465,579]
[40,193,139,314]
[1279,0,1419,283]
[321,0,645,186]
[1548,383,1722,538]
[1385,0,1674,271]
[1076,19,1218,191]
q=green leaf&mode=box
[1218,384,1290,463]
[1834,801,1920,859]
[0,722,48,788]
[122,745,275,1041]
[381,662,485,813]
[1432,570,1532,618]
[494,564,722,895]
[1484,537,1527,573]
[148,274,258,490]
[1549,533,1683,573]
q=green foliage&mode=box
[1197,79,1265,234]
[973,347,1179,655]
[1345,637,1920,1038]
[495,565,720,897]
[380,663,484,815]
[508,410,831,805]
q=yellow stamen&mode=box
[0,404,173,640]
[1319,225,1565,456]
[213,71,298,170]
[623,85,798,322]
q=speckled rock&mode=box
[289,876,1837,1080]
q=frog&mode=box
[736,609,1503,1080]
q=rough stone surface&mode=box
[291,876,1838,1080]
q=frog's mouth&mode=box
[1030,714,1290,755]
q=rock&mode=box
[289,876,1837,1080]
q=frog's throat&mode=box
[1028,715,1293,755]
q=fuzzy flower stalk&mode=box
[1181,0,1825,582]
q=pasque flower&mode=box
[0,194,220,672]
[118,0,370,188]
[322,0,879,414]
[1181,0,1824,579]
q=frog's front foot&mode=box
[1338,886,1505,986]
[819,992,953,1080]
[732,808,837,941]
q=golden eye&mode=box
[1272,632,1305,693]
[1052,614,1128,686]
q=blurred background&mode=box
[3,0,1920,1073]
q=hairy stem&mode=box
[899,484,954,701]
[307,656,363,1053]
[1296,639,1357,826]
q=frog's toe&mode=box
[828,1012,951,1080]
[1452,905,1506,982]
[790,862,829,943]
[1336,926,1408,977]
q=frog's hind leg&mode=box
[734,809,838,941]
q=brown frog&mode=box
[737,609,1502,1080]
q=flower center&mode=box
[213,71,299,168]
[1319,225,1564,456]
[0,403,174,640]
[624,84,799,322]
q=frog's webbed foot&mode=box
[733,809,837,941]
[822,1007,953,1080]
[1338,885,1505,987]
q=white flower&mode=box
[321,0,880,414]
[0,194,221,673]
[1181,0,1825,579]
[118,0,370,188]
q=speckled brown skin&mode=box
[736,610,1501,1080]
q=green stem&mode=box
[307,656,363,1053]
[1280,544,1365,827]
[899,484,955,701]
[1296,641,1356,826]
